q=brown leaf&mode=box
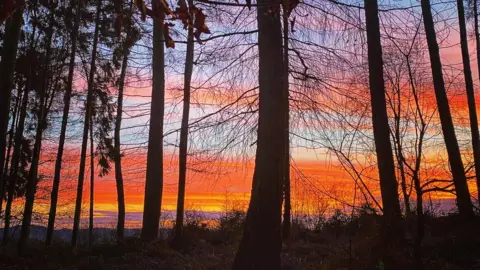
[164,22,175,48]
[134,0,147,21]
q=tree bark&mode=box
[113,35,129,242]
[421,0,474,218]
[46,0,82,246]
[232,0,286,268]
[0,86,21,214]
[457,0,480,208]
[3,22,36,243]
[364,0,405,267]
[281,8,291,241]
[472,0,480,205]
[0,7,22,222]
[18,8,55,253]
[89,119,94,249]
[72,0,101,247]
[141,16,165,241]
[174,2,194,241]
[3,81,29,244]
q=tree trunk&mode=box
[421,0,474,218]
[72,0,101,247]
[89,120,94,248]
[0,87,21,214]
[46,0,82,246]
[140,16,165,241]
[281,8,291,241]
[0,7,22,221]
[18,9,55,253]
[457,0,480,208]
[174,3,194,241]
[113,36,129,242]
[232,0,286,268]
[3,82,29,244]
[364,0,404,267]
[472,0,480,205]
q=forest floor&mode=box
[0,212,480,269]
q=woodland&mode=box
[1,0,480,269]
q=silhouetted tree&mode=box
[72,0,102,247]
[233,0,286,267]
[0,7,23,219]
[174,0,194,241]
[420,0,474,218]
[46,0,83,246]
[141,7,166,241]
[19,3,56,253]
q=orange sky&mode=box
[12,15,480,229]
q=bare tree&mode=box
[72,0,102,247]
[233,0,286,268]
[420,0,474,218]
[174,0,195,241]
[46,0,83,246]
[141,11,166,241]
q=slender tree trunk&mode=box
[3,22,37,242]
[46,0,82,246]
[457,0,480,208]
[18,9,55,253]
[281,8,291,240]
[174,4,194,241]
[421,0,474,218]
[141,16,165,241]
[113,38,129,242]
[364,0,405,267]
[3,82,29,244]
[472,0,480,205]
[0,88,21,214]
[407,56,426,269]
[0,8,22,221]
[72,1,101,247]
[232,0,286,268]
[89,120,94,249]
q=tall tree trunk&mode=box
[421,0,474,218]
[364,0,405,267]
[457,0,480,208]
[46,0,82,246]
[0,7,22,221]
[140,16,165,241]
[18,9,55,253]
[72,0,101,247]
[407,56,426,269]
[89,120,94,249]
[473,0,480,205]
[3,82,29,244]
[232,0,286,268]
[174,2,194,241]
[3,21,36,243]
[281,7,291,240]
[113,37,129,242]
[0,87,22,214]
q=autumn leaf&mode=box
[164,22,175,48]
[134,0,147,21]
[174,0,190,29]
